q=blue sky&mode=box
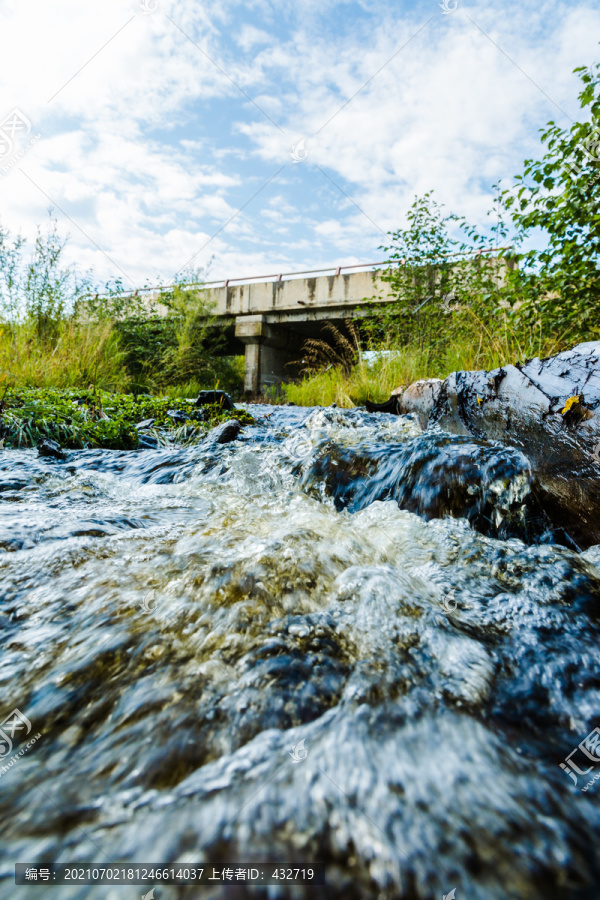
[0,0,599,289]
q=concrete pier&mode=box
[234,315,305,394]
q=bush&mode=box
[0,212,92,341]
[92,278,244,395]
[501,60,600,346]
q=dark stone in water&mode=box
[137,433,160,450]
[205,418,241,444]
[37,439,66,460]
[306,431,565,545]
[196,390,235,411]
[365,396,401,414]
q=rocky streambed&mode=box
[1,355,600,899]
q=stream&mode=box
[1,404,600,899]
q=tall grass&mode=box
[0,302,564,405]
[0,319,128,390]
[282,309,562,408]
[0,312,245,397]
[280,347,431,407]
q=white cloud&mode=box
[235,24,272,51]
[240,1,600,227]
[0,0,599,286]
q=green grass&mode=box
[0,388,253,450]
[281,311,562,408]
[280,347,432,407]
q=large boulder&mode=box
[427,342,600,548]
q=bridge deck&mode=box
[199,269,389,319]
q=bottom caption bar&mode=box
[16,864,325,885]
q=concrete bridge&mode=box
[201,263,391,395]
[134,252,510,395]
[131,261,393,394]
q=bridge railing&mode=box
[201,246,513,289]
[87,246,513,302]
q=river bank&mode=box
[0,388,252,451]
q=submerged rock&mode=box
[305,431,560,545]
[304,407,359,429]
[137,433,160,450]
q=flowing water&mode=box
[1,405,600,899]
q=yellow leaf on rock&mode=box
[561,396,580,415]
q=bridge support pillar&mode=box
[235,315,303,396]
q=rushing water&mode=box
[1,404,600,899]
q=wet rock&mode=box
[137,433,160,450]
[196,390,235,411]
[135,418,155,430]
[398,378,443,427]
[37,439,66,460]
[306,432,556,545]
[429,342,600,548]
[205,418,241,444]
[365,395,401,414]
